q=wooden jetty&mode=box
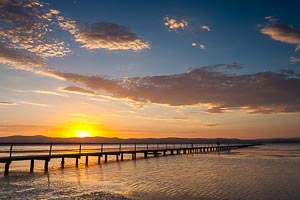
[0,143,259,176]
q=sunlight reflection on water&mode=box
[0,144,300,200]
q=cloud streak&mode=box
[0,101,17,106]
[59,85,98,96]
[289,56,300,64]
[48,64,300,114]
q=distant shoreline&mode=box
[0,135,299,144]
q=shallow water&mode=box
[0,144,299,200]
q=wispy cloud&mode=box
[0,101,17,106]
[20,101,48,107]
[289,56,300,64]
[59,85,98,96]
[264,16,278,23]
[200,25,211,31]
[48,64,300,114]
[164,17,188,30]
[32,90,67,97]
[260,21,300,51]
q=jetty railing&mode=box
[0,143,259,176]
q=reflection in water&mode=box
[0,144,300,200]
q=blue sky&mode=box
[42,0,300,77]
[0,0,299,138]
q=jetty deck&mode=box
[0,143,259,176]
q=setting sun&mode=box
[76,131,91,138]
[48,119,116,138]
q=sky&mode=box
[0,0,300,139]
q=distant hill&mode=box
[0,135,299,144]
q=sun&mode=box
[76,131,91,138]
[49,119,115,138]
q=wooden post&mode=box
[30,159,34,173]
[44,159,49,174]
[144,152,148,159]
[79,143,82,155]
[121,153,124,161]
[98,156,101,164]
[134,143,137,151]
[61,157,65,169]
[49,143,53,157]
[4,161,11,176]
[85,156,88,166]
[105,154,108,163]
[119,144,122,152]
[9,144,13,158]
[76,157,79,167]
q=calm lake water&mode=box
[0,144,299,200]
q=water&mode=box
[0,144,299,200]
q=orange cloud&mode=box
[261,23,300,51]
[164,17,188,30]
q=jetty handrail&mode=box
[0,143,226,158]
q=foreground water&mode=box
[0,144,299,200]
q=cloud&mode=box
[0,0,150,75]
[32,90,67,97]
[70,22,150,51]
[0,0,71,58]
[289,56,300,64]
[264,16,278,23]
[0,45,46,70]
[191,42,206,49]
[59,85,98,96]
[47,64,300,114]
[205,123,219,127]
[20,101,48,107]
[164,17,188,30]
[0,101,17,106]
[260,23,300,51]
[200,25,211,31]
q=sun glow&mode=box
[76,131,91,138]
[48,117,116,138]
